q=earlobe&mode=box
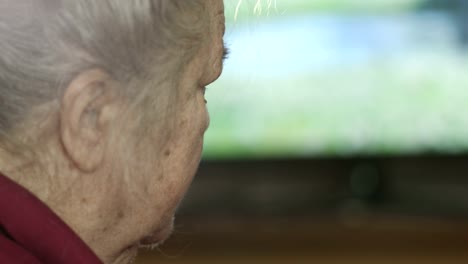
[60,69,119,172]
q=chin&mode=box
[139,217,175,249]
[113,245,139,264]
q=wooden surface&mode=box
[134,216,468,264]
[137,256,468,264]
[134,156,468,263]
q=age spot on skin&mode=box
[158,173,164,181]
[164,150,171,157]
[117,211,124,219]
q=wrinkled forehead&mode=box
[208,0,225,37]
[195,0,225,86]
[207,0,225,22]
[208,0,224,13]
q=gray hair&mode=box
[0,0,208,152]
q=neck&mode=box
[0,143,139,264]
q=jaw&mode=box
[139,217,175,249]
[110,245,139,264]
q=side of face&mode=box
[56,0,226,262]
[106,0,226,253]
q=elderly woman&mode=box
[0,0,227,263]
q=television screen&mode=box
[203,0,468,159]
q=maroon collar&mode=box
[0,172,102,264]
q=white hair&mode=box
[0,0,207,151]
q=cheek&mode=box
[188,94,210,136]
[172,95,209,161]
[201,91,211,130]
[201,103,210,133]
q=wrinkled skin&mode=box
[81,1,226,262]
[0,0,226,263]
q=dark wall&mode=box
[179,155,468,220]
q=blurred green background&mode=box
[203,0,468,159]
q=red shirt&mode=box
[0,173,102,264]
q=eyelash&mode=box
[223,47,230,61]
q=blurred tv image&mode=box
[203,0,468,159]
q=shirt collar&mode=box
[0,172,102,264]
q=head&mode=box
[0,0,226,263]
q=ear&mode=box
[60,69,120,172]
